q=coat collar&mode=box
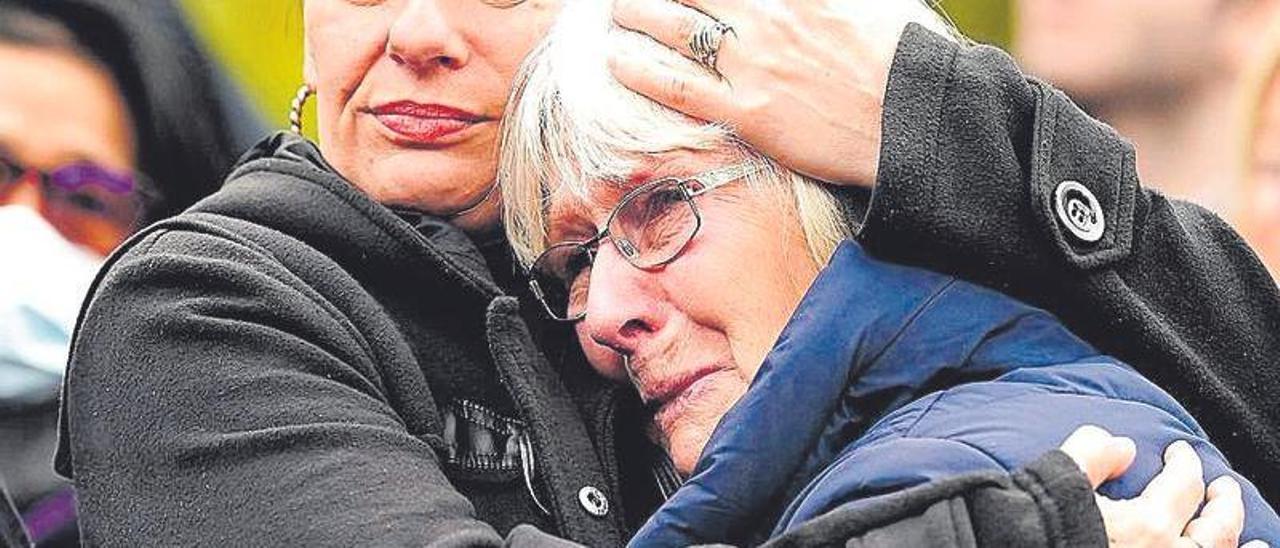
[632,241,1098,546]
[212,132,505,305]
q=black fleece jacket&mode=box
[52,135,1103,547]
[54,25,1275,547]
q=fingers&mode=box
[608,43,733,123]
[1183,476,1244,548]
[614,0,722,62]
[1140,440,1206,532]
[1059,425,1137,488]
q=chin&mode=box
[669,437,707,478]
[367,155,496,216]
[662,417,723,478]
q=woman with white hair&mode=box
[56,0,1273,545]
[593,0,1280,507]
[499,1,1280,545]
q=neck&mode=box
[1090,76,1242,217]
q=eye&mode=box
[66,191,108,214]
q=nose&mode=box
[578,244,667,381]
[386,0,471,71]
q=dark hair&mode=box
[0,0,266,225]
[0,4,84,52]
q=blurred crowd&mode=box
[0,0,263,544]
[1016,0,1280,275]
[0,0,1278,546]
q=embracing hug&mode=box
[48,0,1280,546]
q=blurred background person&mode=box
[0,0,264,544]
[1238,13,1280,277]
[1015,0,1280,222]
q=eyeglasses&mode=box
[528,163,762,322]
[0,156,147,249]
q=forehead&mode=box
[0,45,134,170]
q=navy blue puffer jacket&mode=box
[631,241,1279,546]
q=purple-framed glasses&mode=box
[0,155,146,230]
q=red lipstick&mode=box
[367,101,490,145]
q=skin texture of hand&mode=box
[609,0,916,186]
[1059,425,1263,548]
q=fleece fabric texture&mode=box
[760,451,1099,548]
[55,134,627,547]
[53,24,1278,547]
[633,242,1277,546]
[52,133,1109,548]
[861,25,1280,504]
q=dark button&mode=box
[578,486,609,517]
[1054,181,1105,243]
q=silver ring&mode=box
[688,18,733,72]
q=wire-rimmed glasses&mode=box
[528,163,762,321]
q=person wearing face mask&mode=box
[498,4,1279,544]
[56,1,1277,547]
[0,0,265,544]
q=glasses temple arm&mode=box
[685,163,765,196]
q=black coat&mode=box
[54,25,1278,547]
[53,132,1102,547]
[859,25,1280,503]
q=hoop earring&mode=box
[289,83,314,135]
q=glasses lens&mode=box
[44,163,142,226]
[611,180,698,268]
[530,242,594,320]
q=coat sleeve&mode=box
[761,449,1105,548]
[56,227,559,547]
[858,24,1280,502]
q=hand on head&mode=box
[607,0,951,187]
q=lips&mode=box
[367,101,491,145]
[646,365,733,435]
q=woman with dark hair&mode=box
[0,0,264,544]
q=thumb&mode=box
[1060,425,1138,488]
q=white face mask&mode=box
[0,206,103,403]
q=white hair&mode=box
[499,0,958,268]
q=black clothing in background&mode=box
[0,1,266,546]
[861,25,1280,503]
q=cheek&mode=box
[305,3,387,137]
[467,0,562,76]
[673,201,817,380]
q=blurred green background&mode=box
[179,0,1011,133]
